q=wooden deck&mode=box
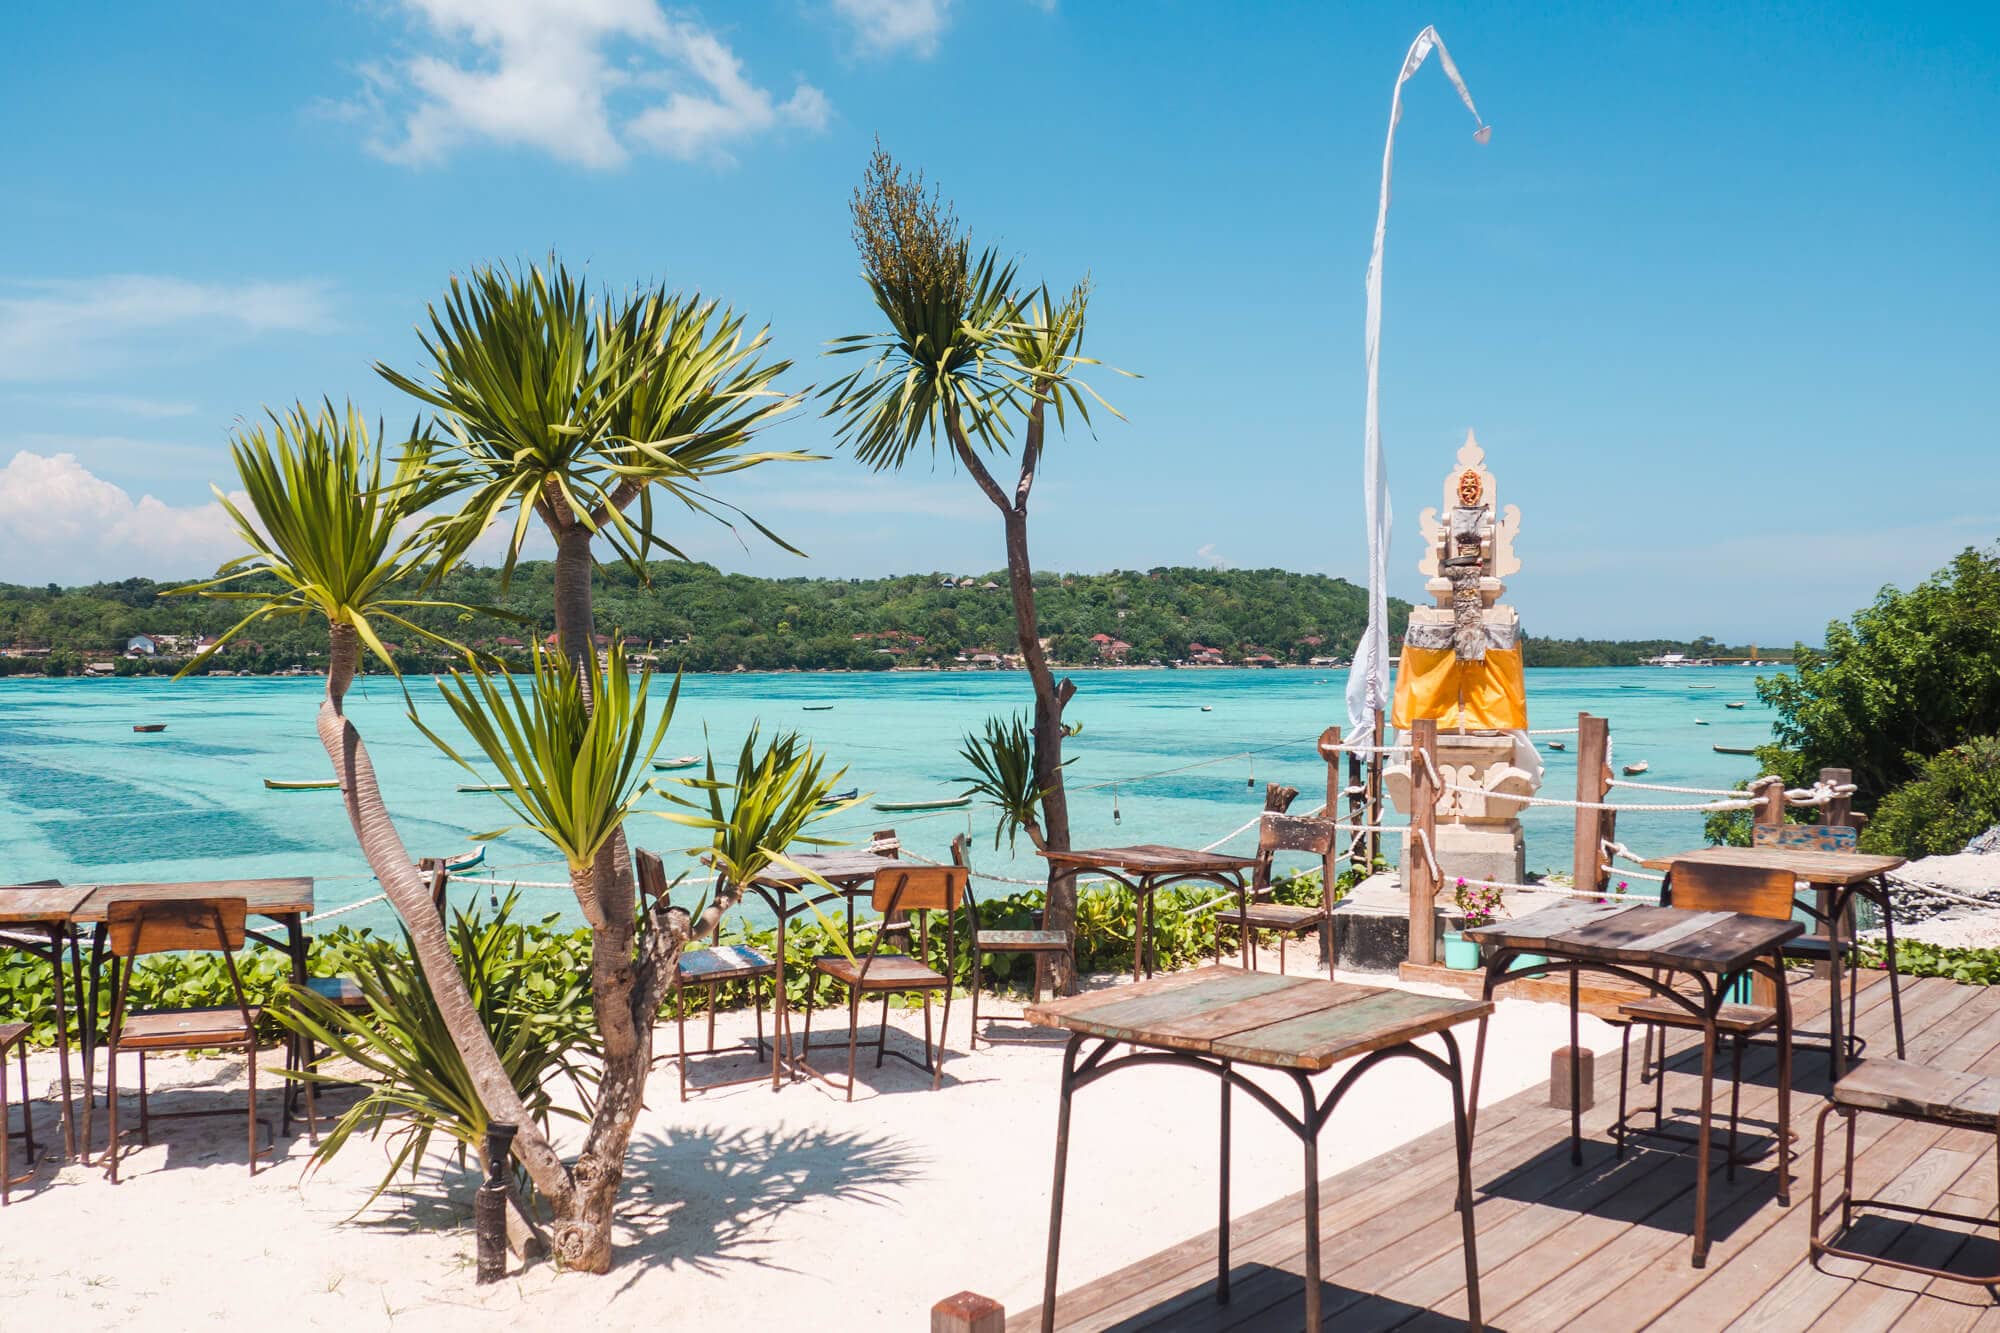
[1016,967,2000,1331]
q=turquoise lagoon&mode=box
[0,667,1784,929]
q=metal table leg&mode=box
[1217,1060,1232,1304]
[1041,1033,1087,1333]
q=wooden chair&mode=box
[803,865,964,1101]
[1613,861,1793,1179]
[289,862,452,1140]
[0,1020,31,1205]
[1210,813,1340,974]
[1,878,81,1166]
[635,849,779,1100]
[962,834,1073,1048]
[1810,1058,2000,1289]
[1751,822,1905,1063]
[99,897,270,1182]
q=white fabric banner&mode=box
[1345,26,1490,744]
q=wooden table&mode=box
[744,851,924,1087]
[0,884,94,1158]
[71,878,316,1138]
[1465,900,1802,1267]
[1640,846,1908,1077]
[1038,845,1258,979]
[1026,965,1491,1331]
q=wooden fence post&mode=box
[932,1292,1005,1333]
[1818,767,1853,828]
[1318,727,1344,968]
[1370,706,1388,867]
[1408,718,1438,966]
[1758,778,1785,829]
[1572,714,1609,896]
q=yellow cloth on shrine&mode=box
[1391,644,1528,731]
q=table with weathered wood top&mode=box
[1465,900,1803,1267]
[1038,845,1258,979]
[1026,965,1492,1331]
[1639,845,1908,1078]
[72,878,316,1137]
[0,883,95,1158]
[744,850,924,1088]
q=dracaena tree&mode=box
[182,259,810,1274]
[367,259,810,1268]
[824,146,1129,993]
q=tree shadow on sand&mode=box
[606,1122,925,1289]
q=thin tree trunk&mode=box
[540,514,652,1273]
[319,622,571,1231]
[1002,508,1078,993]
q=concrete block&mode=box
[1549,1046,1595,1110]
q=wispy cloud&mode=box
[352,0,829,168]
[0,451,247,583]
[1196,542,1231,569]
[831,0,953,58]
[759,479,985,519]
[0,276,334,383]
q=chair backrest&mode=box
[106,897,248,958]
[1752,823,1858,853]
[948,834,970,869]
[870,827,901,856]
[872,865,966,914]
[634,847,670,908]
[1665,861,1796,922]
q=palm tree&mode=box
[173,402,565,1247]
[824,146,1128,992]
[370,260,809,1268]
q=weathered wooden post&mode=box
[1408,718,1439,965]
[475,1121,517,1283]
[1319,727,1344,967]
[1818,767,1853,828]
[1757,776,1786,828]
[931,1292,1005,1333]
[1368,705,1387,867]
[1572,713,1609,897]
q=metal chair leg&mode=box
[246,1042,259,1177]
[1726,1035,1743,1182]
[845,989,860,1103]
[1616,1023,1633,1157]
[106,1045,120,1184]
[1,1041,10,1206]
[970,948,982,1051]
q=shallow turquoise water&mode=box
[0,667,1783,929]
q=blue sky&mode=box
[1,1,1993,642]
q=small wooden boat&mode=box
[1725,701,1746,710]
[803,705,834,711]
[652,754,702,771]
[1201,705,1214,712]
[457,782,511,793]
[1714,745,1758,756]
[265,777,339,791]
[873,795,972,813]
[132,723,167,733]
[442,845,486,872]
[1622,761,1650,776]
[1694,718,1709,726]
[817,788,859,807]
[1545,741,1567,752]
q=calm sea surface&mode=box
[0,666,1785,929]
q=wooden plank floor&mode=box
[1015,969,2000,1332]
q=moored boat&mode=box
[1622,761,1650,776]
[817,788,859,806]
[457,782,511,793]
[872,795,972,813]
[132,723,167,733]
[652,755,702,771]
[264,777,339,791]
[1545,741,1567,752]
[1713,745,1758,756]
[1725,701,1746,710]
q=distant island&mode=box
[0,563,1793,677]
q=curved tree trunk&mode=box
[1001,508,1078,994]
[539,517,654,1273]
[318,623,572,1229]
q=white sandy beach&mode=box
[0,963,1619,1331]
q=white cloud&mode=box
[0,452,248,584]
[1196,542,1231,570]
[0,276,334,383]
[358,0,829,168]
[831,0,953,57]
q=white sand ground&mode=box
[0,959,1620,1330]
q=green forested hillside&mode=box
[0,564,1405,673]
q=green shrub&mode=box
[1859,939,2000,987]
[1860,736,2000,858]
[271,893,600,1207]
